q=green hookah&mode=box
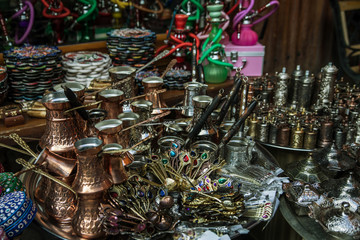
[71,0,98,42]
[199,4,233,84]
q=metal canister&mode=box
[318,118,334,147]
[276,122,290,147]
[355,117,360,145]
[303,125,318,149]
[290,122,304,148]
[334,128,345,149]
[311,68,323,106]
[274,67,290,108]
[288,65,304,109]
[247,113,259,139]
[345,125,356,146]
[298,70,315,110]
[268,118,278,144]
[317,62,338,107]
[257,117,269,142]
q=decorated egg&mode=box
[0,191,36,238]
[0,173,25,197]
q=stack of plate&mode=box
[163,69,191,90]
[107,28,156,69]
[0,66,8,105]
[3,45,63,101]
[62,51,111,87]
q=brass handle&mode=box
[16,158,78,200]
[9,133,38,159]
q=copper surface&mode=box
[44,175,76,223]
[72,138,113,195]
[318,119,334,148]
[142,77,167,114]
[95,119,123,145]
[72,192,105,239]
[40,92,84,153]
[98,89,124,120]
[38,148,76,178]
[276,123,290,147]
[102,143,128,185]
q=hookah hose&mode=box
[181,0,204,22]
[199,28,233,68]
[111,0,130,9]
[10,0,35,44]
[156,31,200,62]
[197,11,230,40]
[133,0,164,14]
[41,0,70,18]
[232,0,279,30]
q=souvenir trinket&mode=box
[0,191,37,238]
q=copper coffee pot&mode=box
[98,89,124,120]
[102,143,128,184]
[40,92,84,155]
[117,112,140,148]
[72,137,113,238]
[95,119,123,145]
[109,66,136,111]
[44,174,76,223]
[142,76,167,114]
[37,148,76,178]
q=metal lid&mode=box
[292,65,304,77]
[109,66,136,75]
[278,67,290,81]
[323,62,338,74]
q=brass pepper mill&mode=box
[298,70,314,110]
[142,76,167,114]
[303,124,318,149]
[268,117,278,145]
[290,122,304,149]
[72,137,113,239]
[317,62,338,107]
[334,127,345,149]
[276,122,291,147]
[274,67,290,108]
[248,113,259,140]
[318,117,334,148]
[257,116,269,142]
[288,65,304,109]
[40,92,83,155]
[98,89,124,120]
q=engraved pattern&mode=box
[34,177,50,204]
[40,107,83,153]
[72,198,103,238]
[44,176,76,223]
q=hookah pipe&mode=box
[156,14,200,63]
[41,0,70,44]
[10,0,35,45]
[231,0,279,46]
[197,3,230,41]
[70,0,98,42]
[179,0,204,32]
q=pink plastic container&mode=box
[225,42,265,77]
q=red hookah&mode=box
[231,0,279,46]
[156,14,200,70]
[41,0,70,44]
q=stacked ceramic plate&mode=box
[62,51,111,87]
[3,45,63,101]
[0,191,37,238]
[107,28,156,69]
[0,66,8,105]
[163,69,191,90]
